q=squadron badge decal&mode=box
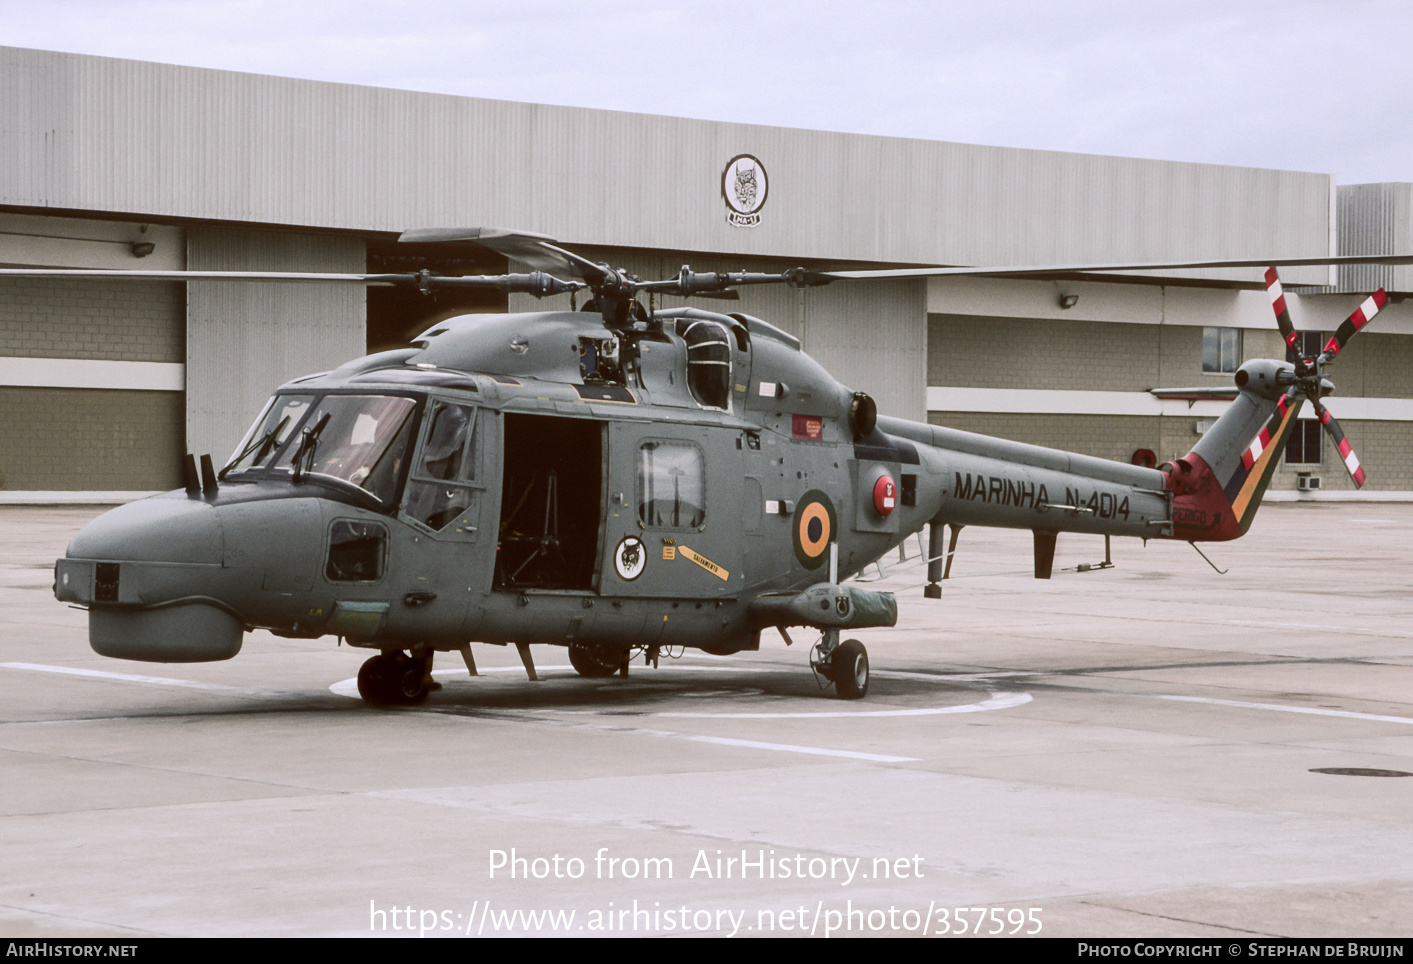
[722,154,768,228]
[614,536,647,581]
[792,490,837,570]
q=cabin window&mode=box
[637,440,705,528]
[1285,419,1321,465]
[405,401,479,531]
[1202,327,1241,373]
[326,520,387,582]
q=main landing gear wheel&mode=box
[831,639,869,700]
[357,652,430,706]
[568,641,625,678]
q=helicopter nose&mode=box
[57,496,241,663]
[66,495,224,565]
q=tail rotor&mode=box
[1263,267,1387,489]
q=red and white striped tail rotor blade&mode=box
[1240,390,1298,471]
[1264,267,1300,353]
[1320,288,1389,362]
[1314,400,1366,488]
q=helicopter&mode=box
[32,227,1408,705]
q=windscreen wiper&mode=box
[218,416,290,480]
[291,412,332,484]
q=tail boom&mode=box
[1163,361,1303,542]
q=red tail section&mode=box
[1164,453,1243,542]
[1161,377,1305,542]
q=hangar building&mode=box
[2,45,1410,498]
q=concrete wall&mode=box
[0,278,185,490]
[0,210,187,490]
[927,412,1168,466]
[1319,332,1413,398]
[0,386,183,490]
[927,314,1293,393]
[1267,417,1413,492]
[0,277,183,362]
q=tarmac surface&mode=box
[1,502,1411,938]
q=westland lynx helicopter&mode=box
[29,229,1407,704]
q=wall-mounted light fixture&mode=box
[1058,294,1079,310]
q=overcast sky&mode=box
[6,0,1410,184]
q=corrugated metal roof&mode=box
[1338,182,1412,294]
[1,45,1334,285]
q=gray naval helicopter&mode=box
[38,229,1407,704]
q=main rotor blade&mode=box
[0,267,583,296]
[0,268,405,283]
[397,226,557,246]
[397,227,614,286]
[1318,288,1389,364]
[1264,267,1299,353]
[808,253,1413,283]
[1313,399,1366,488]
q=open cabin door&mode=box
[492,412,605,593]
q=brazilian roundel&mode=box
[792,490,838,570]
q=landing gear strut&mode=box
[357,650,432,706]
[810,630,870,700]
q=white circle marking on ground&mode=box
[329,665,1032,719]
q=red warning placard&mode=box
[792,414,824,440]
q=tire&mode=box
[357,653,398,705]
[831,639,869,700]
[357,652,428,706]
[568,641,623,678]
[396,662,429,705]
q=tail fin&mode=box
[1163,359,1300,541]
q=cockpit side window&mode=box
[405,401,480,531]
[419,401,477,482]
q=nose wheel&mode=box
[810,632,870,700]
[357,651,432,705]
[831,639,869,699]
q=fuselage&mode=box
[55,305,1239,665]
